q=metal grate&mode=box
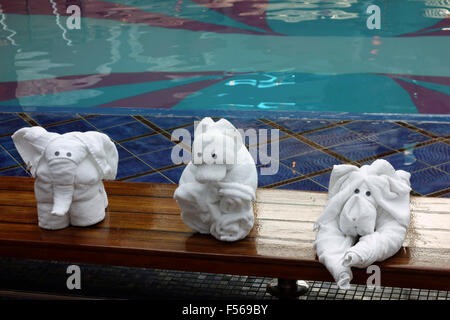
[0,258,447,300]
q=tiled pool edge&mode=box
[1,111,449,198]
[0,107,449,122]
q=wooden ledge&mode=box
[0,176,449,290]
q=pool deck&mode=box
[0,110,449,300]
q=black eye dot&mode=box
[54,151,60,156]
[66,152,72,157]
[197,152,202,157]
[354,188,360,194]
[212,153,217,159]
[366,191,371,196]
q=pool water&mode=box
[0,0,449,114]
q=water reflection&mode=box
[423,7,450,18]
[226,74,295,88]
[0,4,18,46]
[267,9,358,22]
[425,0,450,8]
[266,0,358,22]
[96,25,121,74]
[49,0,73,46]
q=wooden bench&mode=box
[0,176,449,297]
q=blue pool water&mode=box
[0,1,449,197]
[0,0,449,114]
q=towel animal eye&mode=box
[197,152,202,157]
[211,153,217,159]
[366,191,371,196]
[66,152,72,157]
[354,188,359,194]
[54,151,60,156]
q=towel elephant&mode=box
[174,117,257,242]
[313,159,411,289]
[12,126,118,230]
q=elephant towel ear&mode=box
[367,169,411,228]
[72,132,118,180]
[328,164,359,198]
[12,127,60,177]
[313,164,361,230]
[214,118,244,150]
[194,117,215,138]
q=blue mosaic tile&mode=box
[0,150,18,169]
[85,115,138,130]
[116,144,133,161]
[275,119,331,133]
[168,125,195,143]
[8,148,24,166]
[252,139,312,166]
[144,116,199,129]
[120,134,174,155]
[159,166,186,183]
[329,139,391,161]
[409,122,450,137]
[362,152,429,173]
[0,117,29,136]
[277,138,315,160]
[437,162,450,174]
[0,166,29,177]
[369,127,429,150]
[310,171,331,189]
[0,113,19,123]
[140,148,180,169]
[116,157,152,180]
[240,128,284,148]
[281,150,342,176]
[29,113,80,126]
[229,118,273,131]
[0,136,15,151]
[412,142,450,166]
[275,178,327,192]
[257,162,302,187]
[253,146,283,166]
[410,168,450,195]
[101,121,154,142]
[303,126,361,147]
[125,172,172,184]
[343,121,400,137]
[45,119,96,134]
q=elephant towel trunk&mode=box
[313,159,411,289]
[12,126,119,229]
[49,160,77,216]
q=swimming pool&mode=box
[0,0,449,114]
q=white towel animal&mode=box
[174,117,257,241]
[313,159,411,289]
[12,126,118,230]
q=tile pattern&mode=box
[0,112,449,196]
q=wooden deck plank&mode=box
[0,176,449,291]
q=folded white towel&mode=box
[12,126,118,230]
[314,159,411,289]
[174,117,257,241]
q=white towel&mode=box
[314,159,411,289]
[174,117,257,241]
[12,126,118,230]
